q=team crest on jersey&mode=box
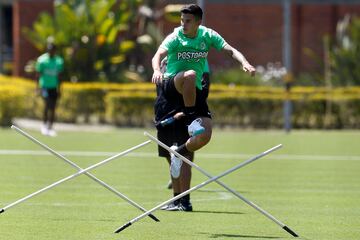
[200,42,206,50]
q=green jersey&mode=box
[36,53,64,89]
[204,59,210,74]
[160,25,226,89]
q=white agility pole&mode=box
[9,125,159,222]
[114,141,297,236]
[0,137,151,215]
[144,132,298,237]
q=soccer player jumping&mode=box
[152,4,255,211]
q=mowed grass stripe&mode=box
[0,129,359,240]
[1,149,359,161]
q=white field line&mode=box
[0,191,233,207]
[0,149,359,161]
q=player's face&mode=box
[49,48,56,57]
[181,13,200,37]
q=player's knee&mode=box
[184,70,196,83]
[200,132,211,146]
[187,134,210,152]
[194,132,211,148]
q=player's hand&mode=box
[242,62,256,76]
[152,70,163,84]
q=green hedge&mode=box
[1,75,360,128]
[0,88,29,125]
[208,98,360,128]
[105,92,155,127]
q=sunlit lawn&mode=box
[0,127,359,240]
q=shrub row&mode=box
[1,75,359,128]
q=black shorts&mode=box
[154,74,211,158]
[41,88,58,108]
[154,75,211,123]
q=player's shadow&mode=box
[192,210,245,215]
[198,189,249,194]
[199,233,280,239]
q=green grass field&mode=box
[0,127,359,240]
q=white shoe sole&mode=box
[170,157,182,178]
[188,118,205,137]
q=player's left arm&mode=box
[57,71,63,98]
[57,57,64,97]
[222,44,256,76]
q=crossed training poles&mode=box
[0,126,298,237]
[115,133,298,237]
[1,125,159,222]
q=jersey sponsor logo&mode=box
[177,51,208,62]
[43,68,59,76]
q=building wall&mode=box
[12,1,360,77]
[294,4,360,73]
[13,0,53,77]
[205,4,283,71]
[163,2,360,74]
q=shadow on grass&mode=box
[199,232,280,239]
[197,189,249,194]
[192,210,245,215]
[49,217,118,222]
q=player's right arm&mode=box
[152,30,179,84]
[35,57,43,94]
[151,47,168,84]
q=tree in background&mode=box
[330,15,360,86]
[297,15,360,87]
[23,0,164,83]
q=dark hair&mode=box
[47,43,56,51]
[180,4,203,20]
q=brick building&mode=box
[165,0,360,75]
[1,0,360,78]
[0,0,53,77]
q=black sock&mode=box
[184,106,196,125]
[181,194,190,205]
[173,193,180,205]
[176,144,191,156]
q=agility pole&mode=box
[0,136,151,215]
[114,141,297,236]
[9,125,159,222]
[145,132,298,237]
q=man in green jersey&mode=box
[151,4,255,210]
[35,43,64,137]
[155,58,211,211]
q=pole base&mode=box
[283,226,298,237]
[149,213,160,222]
[114,222,132,233]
